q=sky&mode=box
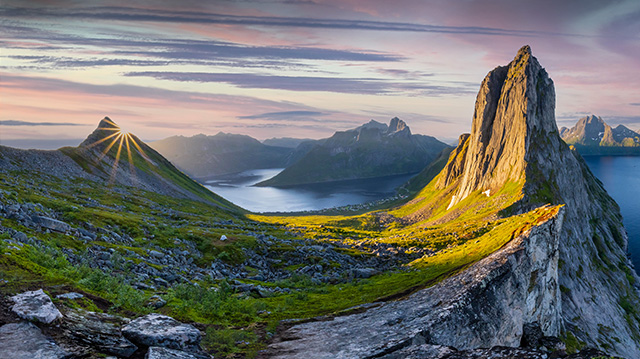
[1,0,639,148]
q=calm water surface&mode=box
[205,159,640,271]
[583,156,640,271]
[204,168,414,213]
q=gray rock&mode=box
[0,321,69,359]
[122,313,202,352]
[11,289,63,324]
[146,346,211,359]
[31,215,71,233]
[146,295,167,309]
[63,309,137,357]
[352,267,378,279]
[149,250,164,259]
[56,292,84,300]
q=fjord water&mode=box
[584,156,640,270]
[204,168,414,213]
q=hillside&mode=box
[150,132,294,179]
[260,46,640,358]
[257,118,450,187]
[561,115,640,155]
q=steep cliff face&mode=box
[265,206,564,358]
[439,46,640,357]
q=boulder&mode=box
[0,321,69,359]
[146,346,211,359]
[145,295,167,309]
[122,313,202,352]
[63,309,137,357]
[10,289,63,324]
[31,215,71,233]
[56,292,84,300]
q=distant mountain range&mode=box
[560,115,640,155]
[262,137,314,148]
[256,117,450,187]
[150,133,308,179]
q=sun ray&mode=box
[108,133,125,184]
[95,133,122,164]
[124,133,139,187]
[84,131,120,149]
[129,135,153,164]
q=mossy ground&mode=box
[0,152,561,358]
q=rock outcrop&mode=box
[122,313,202,352]
[10,289,63,324]
[264,206,564,358]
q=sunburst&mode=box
[84,118,151,185]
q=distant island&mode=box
[561,115,640,155]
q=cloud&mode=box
[0,120,86,126]
[238,110,328,120]
[125,71,474,95]
[630,103,640,106]
[0,5,586,39]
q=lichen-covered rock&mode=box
[62,309,137,357]
[265,209,563,358]
[31,215,71,233]
[146,346,211,359]
[0,322,69,359]
[122,313,201,352]
[10,289,63,324]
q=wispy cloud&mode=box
[0,120,86,126]
[0,6,588,38]
[238,110,328,120]
[125,71,474,95]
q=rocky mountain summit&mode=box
[262,46,640,358]
[560,115,640,155]
[257,118,450,187]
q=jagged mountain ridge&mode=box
[560,115,640,155]
[257,117,450,187]
[150,132,296,179]
[263,46,640,358]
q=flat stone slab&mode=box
[11,289,63,324]
[0,321,69,359]
[122,313,201,351]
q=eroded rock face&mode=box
[62,309,138,357]
[122,313,202,352]
[10,289,63,324]
[265,209,563,358]
[0,322,69,359]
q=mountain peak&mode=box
[98,116,119,130]
[79,117,125,148]
[446,45,555,207]
[387,117,411,136]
